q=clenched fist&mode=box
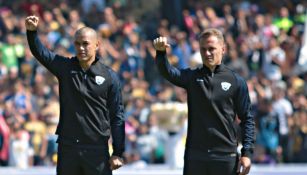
[109,155,124,170]
[153,37,170,51]
[25,16,39,31]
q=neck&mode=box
[79,57,95,70]
[204,64,217,72]
[208,66,216,72]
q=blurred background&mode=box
[0,0,306,174]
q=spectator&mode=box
[0,114,10,166]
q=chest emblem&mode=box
[95,76,105,85]
[221,82,231,91]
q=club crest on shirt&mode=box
[221,82,231,91]
[95,76,105,85]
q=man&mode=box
[153,28,255,175]
[25,15,124,175]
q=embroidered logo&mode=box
[221,82,231,91]
[95,76,105,85]
[71,70,78,74]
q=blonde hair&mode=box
[199,28,224,43]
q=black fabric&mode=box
[183,155,238,175]
[57,144,112,175]
[156,51,255,158]
[26,30,125,157]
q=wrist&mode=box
[111,155,124,161]
[27,29,37,32]
[26,27,37,31]
[156,48,166,52]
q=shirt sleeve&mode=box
[234,75,255,159]
[155,51,189,89]
[107,70,125,157]
[26,30,63,77]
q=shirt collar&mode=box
[201,64,224,74]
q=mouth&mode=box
[206,57,214,61]
[77,53,88,60]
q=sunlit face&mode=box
[74,31,99,63]
[199,35,225,70]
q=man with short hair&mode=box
[153,28,255,175]
[25,15,125,175]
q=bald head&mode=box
[74,27,98,41]
[73,27,100,65]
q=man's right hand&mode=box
[153,37,170,52]
[25,16,39,31]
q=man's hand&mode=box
[153,37,170,51]
[25,16,39,31]
[237,156,251,175]
[109,155,124,170]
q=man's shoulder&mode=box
[55,55,78,64]
[218,65,249,91]
[189,65,203,71]
[222,65,245,80]
[95,59,120,81]
[97,59,116,73]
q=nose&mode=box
[79,45,85,51]
[203,49,211,56]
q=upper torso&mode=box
[156,51,254,160]
[26,30,123,146]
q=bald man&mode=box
[25,16,125,175]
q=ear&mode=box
[222,43,226,55]
[96,40,100,51]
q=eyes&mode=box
[74,41,90,47]
[200,47,216,53]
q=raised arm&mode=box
[25,15,60,76]
[153,37,189,88]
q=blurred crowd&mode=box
[0,0,306,169]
